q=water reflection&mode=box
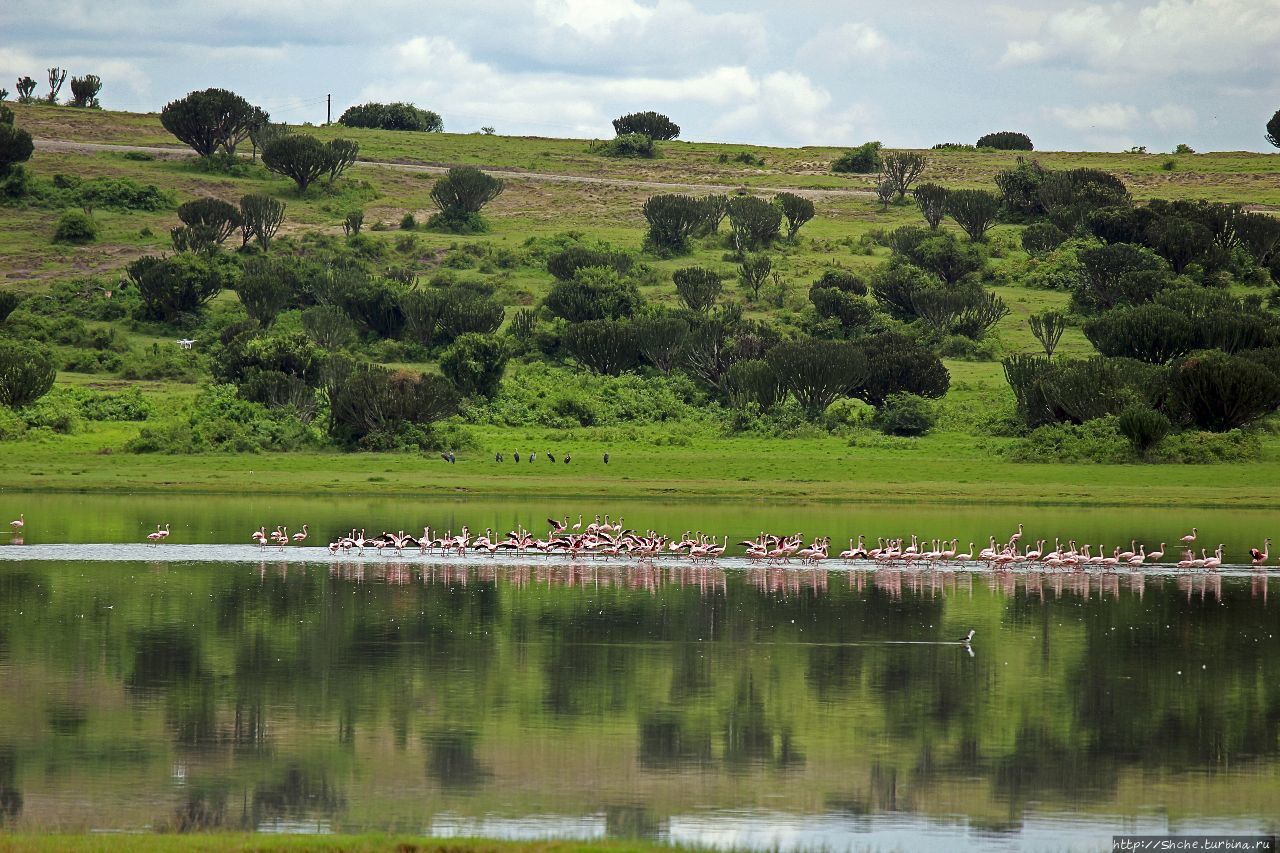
[0,558,1277,849]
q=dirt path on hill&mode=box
[33,138,876,201]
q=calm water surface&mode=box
[0,494,1278,851]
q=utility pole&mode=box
[326,94,331,125]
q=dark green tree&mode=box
[912,183,948,229]
[68,74,101,108]
[0,121,34,174]
[853,331,950,406]
[545,266,643,323]
[127,253,234,322]
[176,197,241,247]
[1266,109,1280,149]
[946,189,1002,241]
[547,246,633,280]
[1072,243,1169,314]
[239,194,286,251]
[673,267,723,312]
[564,319,641,375]
[775,192,815,242]
[160,88,259,157]
[440,333,509,398]
[325,139,360,183]
[728,196,782,252]
[237,256,301,327]
[642,194,702,253]
[738,254,771,302]
[1028,310,1067,358]
[977,131,1033,150]
[438,294,504,343]
[1083,304,1198,363]
[429,166,504,231]
[724,359,783,411]
[831,142,881,173]
[0,339,56,408]
[881,152,927,200]
[633,315,689,373]
[339,102,442,132]
[612,112,680,140]
[1117,404,1171,456]
[1171,351,1280,432]
[328,365,459,446]
[262,135,332,193]
[766,338,868,418]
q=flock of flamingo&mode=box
[5,513,1275,570]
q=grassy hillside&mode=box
[1,103,1279,505]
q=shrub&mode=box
[1117,404,1171,456]
[911,287,1009,340]
[601,133,656,158]
[176,197,241,246]
[1003,354,1153,428]
[1083,304,1198,363]
[881,152,927,200]
[642,194,702,253]
[775,192,815,242]
[0,121,34,175]
[547,246,633,280]
[995,159,1048,218]
[766,338,868,419]
[74,177,171,213]
[128,384,312,453]
[946,189,1001,241]
[0,339,56,408]
[1170,350,1280,432]
[913,183,948,229]
[440,332,509,398]
[870,263,937,322]
[673,267,723,312]
[977,131,1033,151]
[237,256,301,327]
[724,359,782,411]
[889,228,985,284]
[563,319,641,375]
[831,142,882,174]
[302,305,354,351]
[433,293,502,343]
[342,209,364,238]
[1004,417,1131,464]
[0,291,22,323]
[128,253,234,323]
[1174,143,1195,155]
[695,195,729,236]
[1072,243,1169,314]
[1021,222,1068,255]
[429,166,503,232]
[160,88,260,157]
[612,112,680,140]
[328,365,459,447]
[545,266,643,323]
[339,102,442,132]
[809,286,873,338]
[814,269,868,295]
[727,196,782,252]
[53,209,98,243]
[873,392,936,436]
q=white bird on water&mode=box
[959,629,975,645]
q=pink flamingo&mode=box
[146,523,169,545]
[9,513,23,532]
[1180,528,1198,545]
[292,524,309,543]
[1250,539,1271,566]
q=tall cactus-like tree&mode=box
[45,68,67,104]
[1028,310,1067,358]
[775,192,815,242]
[881,152,927,200]
[15,77,37,104]
[69,74,102,108]
[912,183,948,229]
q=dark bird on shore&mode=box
[440,452,450,463]
[564,454,571,464]
[449,452,456,464]
[603,452,609,464]
[514,451,520,463]
[495,452,503,462]
[530,452,536,463]
[547,452,555,463]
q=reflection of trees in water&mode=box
[605,804,664,839]
[638,711,712,769]
[171,784,229,832]
[722,673,805,771]
[0,744,22,827]
[425,732,491,791]
[252,764,344,822]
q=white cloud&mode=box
[799,22,889,66]
[1046,102,1140,133]
[1149,104,1197,131]
[533,0,654,38]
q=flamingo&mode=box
[9,513,23,532]
[1181,527,1198,545]
[571,514,583,532]
[1204,545,1224,571]
[1127,546,1146,566]
[292,524,309,543]
[1250,539,1271,566]
[146,523,169,545]
[1147,543,1166,563]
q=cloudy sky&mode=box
[4,0,1279,151]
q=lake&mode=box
[0,494,1278,851]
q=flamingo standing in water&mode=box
[1250,539,1271,566]
[292,524,309,543]
[1181,528,1198,546]
[1147,543,1166,563]
[9,514,24,533]
[1203,545,1224,571]
[146,523,169,545]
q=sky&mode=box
[3,0,1279,152]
